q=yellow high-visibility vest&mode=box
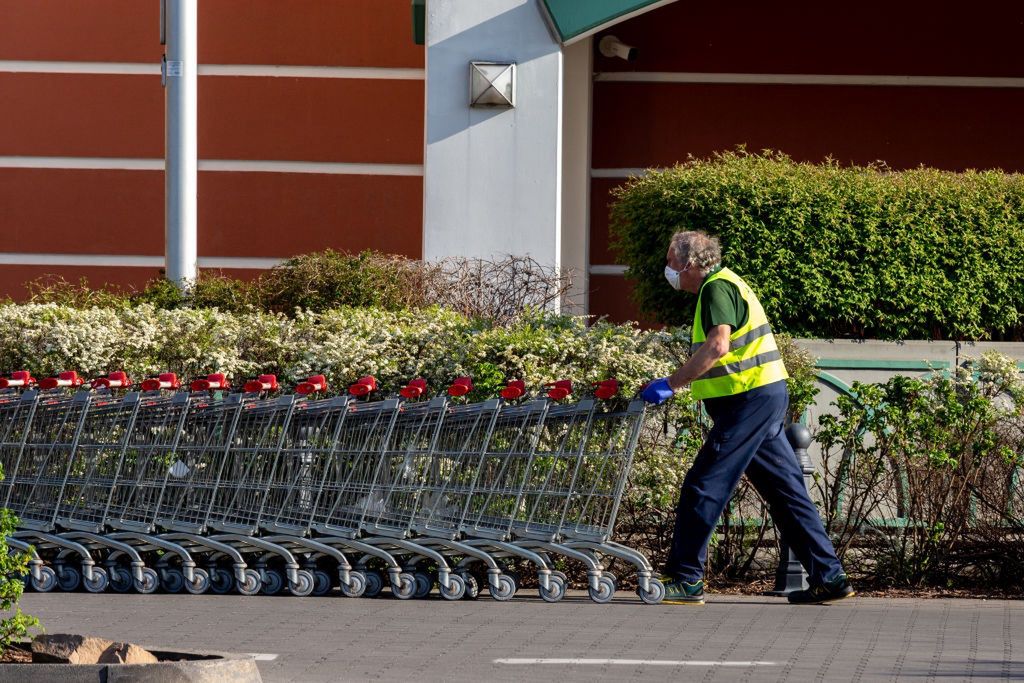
[690,267,788,399]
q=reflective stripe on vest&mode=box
[690,322,773,354]
[690,267,788,399]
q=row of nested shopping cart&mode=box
[0,369,666,604]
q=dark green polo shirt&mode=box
[699,265,748,335]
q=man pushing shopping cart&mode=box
[642,230,855,606]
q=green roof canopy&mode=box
[412,1,677,47]
[539,0,678,45]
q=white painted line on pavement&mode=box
[495,658,777,666]
[246,653,279,661]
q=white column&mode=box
[164,0,198,288]
[559,37,592,314]
[423,0,565,280]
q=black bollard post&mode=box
[766,423,814,596]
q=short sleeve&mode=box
[700,280,748,334]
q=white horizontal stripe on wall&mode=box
[1,157,163,171]
[589,265,628,275]
[595,71,1024,88]
[0,157,423,176]
[199,257,281,269]
[1,61,156,75]
[0,60,424,80]
[200,65,424,80]
[591,168,656,178]
[199,160,423,176]
[0,254,282,269]
[10,63,1013,88]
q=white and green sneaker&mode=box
[662,577,705,605]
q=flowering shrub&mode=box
[0,302,821,588]
[0,303,693,397]
[1,301,1016,590]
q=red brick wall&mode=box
[0,0,424,297]
[589,0,1024,322]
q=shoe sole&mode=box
[662,598,705,605]
[792,590,856,605]
[820,590,856,604]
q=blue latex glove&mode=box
[641,377,674,405]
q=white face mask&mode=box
[664,264,682,290]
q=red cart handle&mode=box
[400,378,428,399]
[347,375,376,397]
[593,379,619,400]
[500,379,525,400]
[544,379,572,401]
[141,372,180,392]
[447,376,473,397]
[40,371,84,390]
[0,370,34,389]
[297,375,328,395]
[244,374,280,393]
[92,370,132,389]
[190,373,229,392]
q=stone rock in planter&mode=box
[31,634,157,665]
[3,644,262,683]
[32,634,115,664]
[98,642,158,665]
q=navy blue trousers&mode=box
[664,380,844,585]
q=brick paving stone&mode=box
[18,591,1024,682]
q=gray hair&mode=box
[670,231,721,270]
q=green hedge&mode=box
[22,251,417,315]
[21,251,571,326]
[610,150,1024,340]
